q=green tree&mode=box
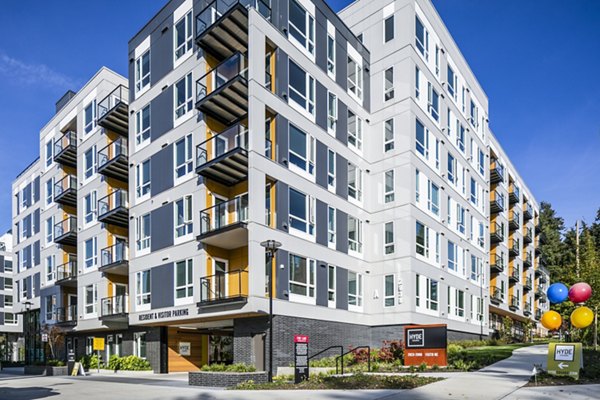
[538,202,566,280]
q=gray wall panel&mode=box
[335,35,347,91]
[336,101,348,145]
[0,255,4,273]
[276,249,289,300]
[33,241,40,266]
[33,273,40,298]
[315,82,327,131]
[276,50,289,100]
[335,153,348,199]
[151,263,174,309]
[315,9,328,73]
[316,260,328,307]
[150,87,174,141]
[276,115,288,166]
[276,182,289,233]
[151,144,174,196]
[33,176,40,203]
[315,200,328,247]
[336,267,348,310]
[151,203,174,252]
[336,209,348,254]
[315,140,327,189]
[150,14,174,86]
[33,209,40,234]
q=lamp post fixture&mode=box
[260,239,281,383]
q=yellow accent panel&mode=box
[269,183,276,229]
[205,246,249,298]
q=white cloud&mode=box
[0,52,79,89]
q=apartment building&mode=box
[11,0,546,373]
[0,231,23,362]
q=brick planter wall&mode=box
[24,366,68,376]
[188,371,268,387]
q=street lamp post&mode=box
[260,240,281,383]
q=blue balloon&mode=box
[547,283,569,304]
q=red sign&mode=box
[294,334,309,343]
[403,324,447,367]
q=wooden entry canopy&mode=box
[403,324,448,367]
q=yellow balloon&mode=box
[541,310,562,330]
[571,306,594,329]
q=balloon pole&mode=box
[594,306,598,351]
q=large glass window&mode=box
[447,153,456,184]
[45,217,53,244]
[328,265,336,304]
[384,67,394,101]
[136,104,151,146]
[384,275,395,307]
[174,11,193,60]
[327,149,336,190]
[428,83,439,121]
[415,16,429,59]
[428,181,439,215]
[448,241,457,272]
[348,111,363,151]
[348,271,363,307]
[384,170,395,203]
[348,215,363,253]
[327,91,337,133]
[384,119,394,152]
[134,332,147,358]
[289,61,315,115]
[45,140,53,167]
[84,100,96,134]
[175,195,193,239]
[175,73,193,120]
[327,34,335,76]
[426,278,438,311]
[288,124,315,175]
[46,255,55,283]
[45,179,53,205]
[84,237,97,268]
[416,221,429,257]
[288,0,314,55]
[384,222,395,255]
[416,119,428,157]
[135,51,151,93]
[175,133,193,179]
[136,270,151,306]
[348,162,363,202]
[136,213,151,252]
[447,65,457,99]
[175,259,193,300]
[84,191,97,224]
[84,284,98,315]
[289,254,315,298]
[136,159,151,198]
[384,15,394,42]
[327,206,336,246]
[289,188,314,236]
[84,146,96,180]
[347,56,363,100]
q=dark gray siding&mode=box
[316,261,328,307]
[336,267,348,310]
[336,101,348,145]
[335,153,348,199]
[276,116,288,166]
[315,200,328,246]
[336,209,348,254]
[315,82,328,131]
[0,255,4,273]
[33,209,40,234]
[33,241,40,266]
[151,203,174,251]
[363,62,370,112]
[275,181,289,233]
[26,275,32,299]
[315,140,328,189]
[33,272,40,300]
[275,249,289,300]
[151,144,174,196]
[150,87,174,141]
[275,49,288,100]
[315,10,328,73]
[150,14,174,86]
[270,0,288,32]
[151,263,174,309]
[335,35,347,91]
[33,176,40,203]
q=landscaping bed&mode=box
[527,348,600,386]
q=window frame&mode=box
[384,118,394,152]
[84,190,97,226]
[136,159,151,199]
[174,72,193,121]
[384,221,395,255]
[327,149,336,191]
[135,104,151,147]
[84,284,98,316]
[174,11,193,61]
[288,124,315,178]
[327,206,336,249]
[84,237,98,269]
[83,146,97,181]
[288,253,316,304]
[384,14,395,43]
[347,110,363,152]
[174,195,193,241]
[384,274,395,307]
[348,215,363,255]
[327,91,337,134]
[288,187,315,239]
[174,258,194,304]
[348,271,363,310]
[135,50,151,94]
[288,60,315,118]
[327,34,336,77]
[84,100,97,135]
[136,213,151,254]
[384,169,395,203]
[174,133,194,181]
[384,66,394,101]
[348,162,363,203]
[288,0,315,57]
[347,56,363,101]
[136,270,151,310]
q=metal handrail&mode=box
[199,270,248,303]
[491,254,504,270]
[98,84,128,120]
[56,261,77,281]
[54,175,77,198]
[490,222,504,240]
[491,159,504,180]
[98,189,128,218]
[196,0,271,38]
[200,194,248,234]
[98,137,128,168]
[336,346,371,375]
[196,123,248,167]
[101,295,129,317]
[101,242,129,267]
[54,131,76,155]
[308,346,344,374]
[490,286,503,301]
[54,216,77,239]
[55,304,77,323]
[196,52,248,103]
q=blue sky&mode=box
[1,0,599,233]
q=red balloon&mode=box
[568,282,592,303]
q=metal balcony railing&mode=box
[196,52,248,103]
[55,304,77,323]
[491,254,505,273]
[196,123,248,168]
[56,261,77,282]
[196,0,271,39]
[509,295,520,310]
[98,137,128,169]
[97,85,128,121]
[98,189,128,219]
[101,242,129,268]
[101,295,129,317]
[199,269,248,304]
[490,222,504,243]
[490,286,503,303]
[200,195,248,235]
[54,216,77,245]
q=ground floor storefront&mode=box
[0,332,24,362]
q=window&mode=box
[175,195,193,239]
[415,169,420,202]
[471,255,482,282]
[327,149,336,190]
[134,332,147,358]
[46,255,55,282]
[174,11,193,60]
[5,277,12,290]
[478,222,485,248]
[136,213,151,252]
[45,295,55,321]
[45,217,53,244]
[135,50,150,93]
[289,188,315,236]
[288,124,315,176]
[384,67,395,101]
[175,259,193,301]
[415,67,420,99]
[136,270,151,307]
[84,191,97,224]
[416,221,429,257]
[84,146,96,180]
[435,45,440,75]
[428,181,439,215]
[45,140,53,167]
[384,275,395,307]
[288,0,314,55]
[84,100,96,134]
[348,215,363,254]
[45,179,53,206]
[175,134,193,179]
[478,149,485,176]
[84,237,97,268]
[457,204,465,234]
[425,278,438,311]
[175,73,193,120]
[289,254,315,299]
[427,82,439,121]
[348,111,363,151]
[384,15,394,42]
[384,119,394,152]
[449,287,465,318]
[470,178,479,205]
[327,34,335,76]
[5,313,17,325]
[447,153,456,184]
[447,65,457,99]
[136,104,151,146]
[5,295,13,308]
[328,265,336,305]
[348,162,363,202]
[84,284,98,315]
[415,16,429,59]
[416,119,428,157]
[327,206,336,246]
[384,222,394,254]
[348,271,363,308]
[448,241,457,271]
[384,170,394,203]
[136,159,151,198]
[470,100,478,127]
[347,56,363,100]
[327,92,337,133]
[289,61,315,116]
[86,337,94,355]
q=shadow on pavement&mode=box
[0,386,59,400]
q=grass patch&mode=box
[447,342,535,371]
[528,348,600,386]
[231,373,442,390]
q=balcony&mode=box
[523,252,532,268]
[490,190,505,214]
[523,227,533,244]
[490,286,503,305]
[198,269,248,307]
[535,246,542,255]
[509,268,520,284]
[490,160,505,184]
[490,254,505,273]
[198,195,248,249]
[55,305,77,327]
[509,211,520,231]
[535,287,546,299]
[99,242,129,276]
[98,190,128,228]
[54,217,77,246]
[509,239,520,257]
[53,175,77,207]
[523,204,533,220]
[523,303,532,317]
[100,295,129,321]
[195,0,271,60]
[509,185,520,204]
[196,123,248,185]
[55,261,78,287]
[509,295,519,311]
[539,274,547,284]
[54,131,77,167]
[195,52,248,124]
[98,138,128,181]
[490,222,504,244]
[523,276,532,291]
[97,85,128,136]
[535,309,542,320]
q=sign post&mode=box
[93,337,105,374]
[403,324,448,367]
[547,342,583,380]
[294,335,309,383]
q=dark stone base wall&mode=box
[189,371,268,387]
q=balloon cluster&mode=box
[540,282,594,330]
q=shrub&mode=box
[200,363,256,373]
[108,355,121,371]
[46,359,65,367]
[418,362,428,372]
[377,340,404,363]
[452,359,476,371]
[119,355,152,371]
